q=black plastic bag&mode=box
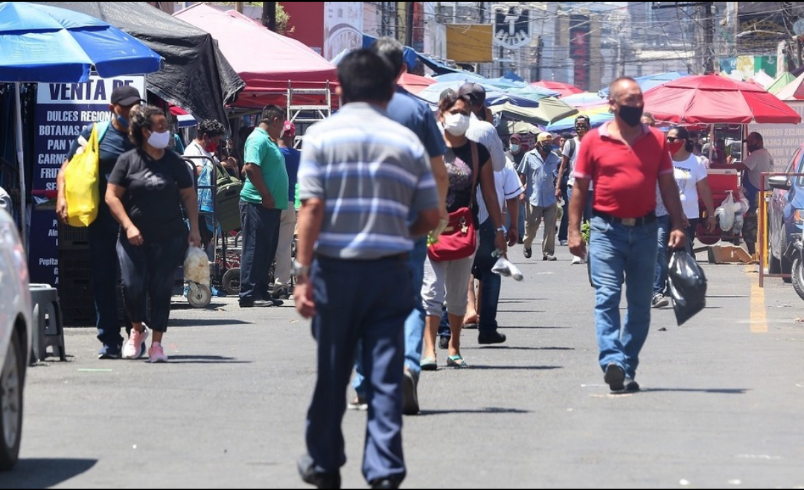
[667,250,707,326]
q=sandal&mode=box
[420,356,437,371]
[446,354,467,368]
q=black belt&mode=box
[593,210,656,227]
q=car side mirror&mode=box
[768,175,791,191]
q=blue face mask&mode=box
[116,113,129,129]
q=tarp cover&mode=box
[34,2,244,125]
[175,4,337,109]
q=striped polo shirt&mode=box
[298,102,440,260]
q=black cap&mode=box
[458,82,485,105]
[111,85,144,106]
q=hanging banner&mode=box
[29,75,145,286]
[323,2,363,61]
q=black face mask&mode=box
[617,105,644,127]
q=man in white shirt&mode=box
[556,115,591,264]
[183,119,226,254]
[463,160,522,345]
[460,83,506,172]
[731,131,773,256]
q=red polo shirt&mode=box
[572,122,673,218]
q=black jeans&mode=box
[238,201,281,303]
[117,234,187,333]
[558,184,569,242]
[89,213,127,355]
[472,219,503,334]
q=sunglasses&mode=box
[666,136,685,142]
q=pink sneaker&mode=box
[148,342,168,363]
[122,325,150,359]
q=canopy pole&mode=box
[708,123,714,162]
[14,82,28,256]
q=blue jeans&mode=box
[306,255,412,484]
[653,215,671,296]
[354,239,426,396]
[238,201,281,303]
[589,216,658,380]
[473,219,502,334]
[89,213,127,356]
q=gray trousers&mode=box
[523,201,558,257]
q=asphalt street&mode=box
[5,244,804,489]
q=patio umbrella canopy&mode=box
[774,71,804,101]
[531,80,583,98]
[398,72,435,95]
[643,74,801,124]
[490,98,578,126]
[0,2,162,81]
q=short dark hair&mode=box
[438,89,471,114]
[337,49,395,104]
[560,132,573,140]
[370,37,405,76]
[129,105,165,147]
[260,105,284,126]
[670,126,694,152]
[198,119,225,138]
[575,114,590,125]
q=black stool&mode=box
[29,284,67,362]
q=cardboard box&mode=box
[707,244,753,264]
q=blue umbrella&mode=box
[0,2,163,250]
[416,81,542,108]
[546,108,613,132]
[0,2,162,82]
[598,71,688,98]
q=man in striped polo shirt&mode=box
[294,49,440,490]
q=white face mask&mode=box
[147,130,171,149]
[443,113,471,137]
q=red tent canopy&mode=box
[399,72,435,95]
[174,4,337,109]
[644,74,801,124]
[531,80,583,98]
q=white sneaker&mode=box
[571,255,582,265]
[559,240,568,246]
[122,325,150,359]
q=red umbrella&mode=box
[644,74,801,124]
[399,72,436,95]
[530,80,583,98]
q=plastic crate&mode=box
[58,222,90,250]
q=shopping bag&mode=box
[667,249,707,326]
[184,246,210,286]
[491,256,524,281]
[63,124,102,227]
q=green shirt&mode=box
[240,127,289,209]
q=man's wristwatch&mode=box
[291,259,310,278]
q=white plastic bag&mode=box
[715,192,736,232]
[184,246,210,286]
[492,257,524,281]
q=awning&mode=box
[175,4,337,109]
[362,34,419,71]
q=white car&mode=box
[0,208,32,470]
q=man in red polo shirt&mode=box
[568,77,686,393]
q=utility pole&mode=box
[262,2,276,32]
[702,2,714,74]
[405,2,414,47]
[234,2,243,13]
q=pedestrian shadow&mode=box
[168,319,251,327]
[167,355,251,364]
[466,346,574,351]
[503,325,570,329]
[0,458,97,488]
[639,388,748,394]
[168,302,228,310]
[497,309,546,313]
[463,365,563,371]
[417,407,532,416]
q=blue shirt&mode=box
[517,149,560,208]
[279,147,300,203]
